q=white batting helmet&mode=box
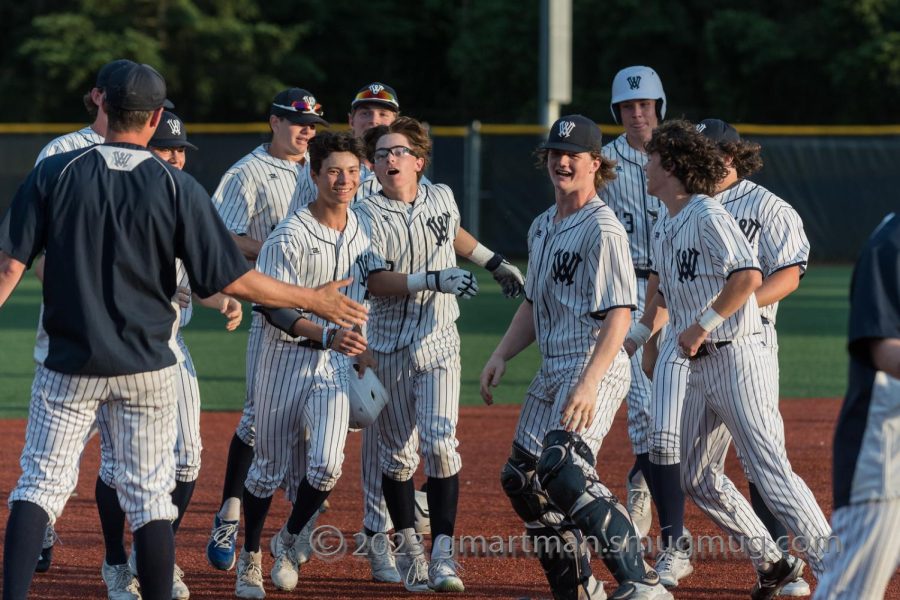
[610,66,666,124]
[348,367,389,429]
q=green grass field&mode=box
[0,265,851,417]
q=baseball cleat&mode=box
[101,560,142,600]
[655,547,693,587]
[396,552,430,593]
[777,577,811,597]
[609,580,673,600]
[235,549,266,599]
[751,555,805,600]
[361,532,401,583]
[35,524,57,573]
[428,556,464,592]
[296,506,325,565]
[172,564,190,600]
[269,526,302,591]
[626,472,652,538]
[206,514,239,571]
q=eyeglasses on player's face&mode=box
[373,145,415,161]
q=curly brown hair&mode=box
[365,116,431,180]
[717,139,763,179]
[645,120,727,195]
[533,148,617,191]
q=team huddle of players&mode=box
[20,59,885,600]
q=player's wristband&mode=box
[469,243,506,272]
[326,328,339,350]
[697,308,726,332]
[253,306,303,337]
[627,322,652,348]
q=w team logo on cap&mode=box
[696,122,707,133]
[558,120,576,138]
[627,75,642,90]
[167,118,182,135]
[368,83,384,95]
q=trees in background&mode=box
[1,0,897,124]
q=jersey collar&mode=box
[545,195,608,233]
[253,144,310,175]
[611,133,648,167]
[295,205,359,246]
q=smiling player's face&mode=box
[546,149,599,195]
[311,151,361,207]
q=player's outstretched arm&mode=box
[0,252,26,307]
[561,307,631,433]
[677,268,762,357]
[454,227,524,298]
[223,271,367,329]
[194,293,243,331]
[368,268,479,299]
[480,300,536,405]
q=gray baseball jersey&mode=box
[653,194,831,576]
[244,207,370,497]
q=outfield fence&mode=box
[1,123,897,261]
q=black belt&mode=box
[688,341,731,361]
[295,339,324,350]
[635,268,653,279]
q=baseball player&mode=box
[480,115,672,600]
[0,64,366,600]
[641,120,831,599]
[29,57,138,574]
[813,212,900,599]
[353,115,524,594]
[206,87,328,572]
[91,112,243,600]
[233,131,380,597]
[599,65,667,537]
[625,118,814,591]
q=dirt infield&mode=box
[1,398,897,599]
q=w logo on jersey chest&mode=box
[425,212,451,246]
[550,249,582,286]
[677,248,700,282]
[738,217,762,243]
[627,75,642,90]
[354,254,369,287]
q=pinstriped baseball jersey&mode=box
[212,144,312,242]
[256,206,371,342]
[716,180,810,325]
[175,259,193,328]
[33,130,105,364]
[600,134,662,270]
[651,195,762,341]
[354,183,460,352]
[524,196,637,358]
[35,127,104,165]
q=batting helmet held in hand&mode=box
[348,366,389,429]
[610,65,666,124]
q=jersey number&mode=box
[620,211,634,233]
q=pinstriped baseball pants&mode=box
[236,313,264,446]
[9,364,179,530]
[625,277,653,454]
[244,340,350,499]
[374,326,461,482]
[98,333,202,486]
[680,338,831,575]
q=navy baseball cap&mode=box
[541,115,603,153]
[271,88,329,126]
[95,59,136,90]
[351,82,400,112]
[149,111,197,150]
[697,118,740,143]
[105,63,173,111]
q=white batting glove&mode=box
[489,259,525,298]
[426,268,479,299]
